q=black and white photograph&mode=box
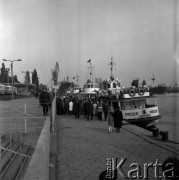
[0,0,179,179]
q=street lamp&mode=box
[3,59,22,99]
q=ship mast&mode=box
[87,60,94,82]
[108,57,116,80]
[151,74,156,84]
[74,74,79,85]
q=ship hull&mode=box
[149,86,167,94]
[167,87,179,93]
[125,116,161,128]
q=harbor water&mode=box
[155,93,179,142]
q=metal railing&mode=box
[51,94,56,133]
[0,96,56,179]
[23,117,50,180]
[0,97,47,179]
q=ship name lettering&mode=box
[125,112,138,116]
[150,109,158,114]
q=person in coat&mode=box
[39,88,51,116]
[107,103,114,133]
[68,100,73,115]
[56,98,64,115]
[103,101,108,121]
[113,106,123,133]
[86,99,93,120]
[97,101,103,121]
[74,99,81,119]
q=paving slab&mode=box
[55,115,179,180]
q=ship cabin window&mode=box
[80,93,96,99]
[103,83,107,89]
[131,101,138,109]
[121,100,145,110]
[121,101,131,110]
[138,99,145,109]
[107,83,111,88]
[111,102,120,110]
[113,83,116,88]
[145,98,157,108]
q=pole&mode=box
[25,104,27,134]
[35,79,36,93]
[0,134,2,180]
[3,59,22,99]
[11,62,14,100]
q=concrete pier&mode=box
[1,97,179,179]
[52,114,179,180]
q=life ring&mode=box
[129,88,136,97]
[138,88,145,95]
[100,90,106,96]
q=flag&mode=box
[87,59,91,63]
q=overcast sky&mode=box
[0,0,178,88]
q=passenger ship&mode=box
[78,60,99,100]
[99,58,161,128]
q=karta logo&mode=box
[106,158,177,179]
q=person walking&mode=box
[86,99,93,120]
[56,97,64,115]
[83,99,88,118]
[74,99,81,119]
[103,101,108,121]
[39,88,51,116]
[69,100,73,115]
[97,101,103,121]
[107,103,114,133]
[63,99,69,114]
[113,106,123,133]
[93,101,97,118]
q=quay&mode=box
[55,114,179,180]
[0,97,179,180]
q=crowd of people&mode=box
[39,91,179,180]
[56,96,123,133]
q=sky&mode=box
[0,0,179,88]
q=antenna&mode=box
[87,61,94,82]
[108,57,116,80]
[151,74,156,84]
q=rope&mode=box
[122,126,179,156]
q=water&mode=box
[155,93,179,142]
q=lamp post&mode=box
[3,59,22,99]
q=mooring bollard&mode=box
[160,131,169,141]
[152,128,160,137]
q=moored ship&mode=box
[78,59,99,100]
[99,59,161,128]
[149,74,167,94]
[149,84,168,94]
